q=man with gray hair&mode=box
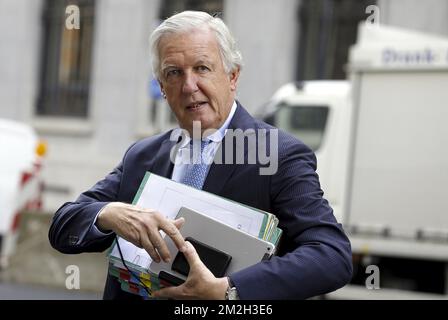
[49,11,352,300]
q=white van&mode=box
[0,118,46,267]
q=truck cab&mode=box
[261,81,352,223]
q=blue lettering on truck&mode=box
[382,48,436,65]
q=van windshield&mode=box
[265,104,329,151]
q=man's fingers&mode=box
[160,219,186,253]
[140,234,161,263]
[148,230,172,263]
[153,286,183,300]
[172,217,185,230]
[181,241,202,269]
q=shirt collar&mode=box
[171,100,237,148]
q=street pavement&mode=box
[0,282,102,300]
[0,212,108,299]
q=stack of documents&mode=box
[107,172,282,298]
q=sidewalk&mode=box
[0,212,108,297]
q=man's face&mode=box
[158,28,240,135]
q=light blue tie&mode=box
[180,140,210,190]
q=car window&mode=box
[266,104,329,151]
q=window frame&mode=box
[35,0,95,120]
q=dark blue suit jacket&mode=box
[49,103,353,299]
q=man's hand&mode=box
[96,202,185,263]
[153,241,229,300]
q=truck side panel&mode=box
[346,71,448,239]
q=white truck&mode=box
[260,23,448,299]
[0,118,46,268]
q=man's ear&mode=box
[158,80,166,98]
[229,68,240,91]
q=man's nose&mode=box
[182,71,199,94]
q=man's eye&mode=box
[197,65,210,72]
[166,69,181,77]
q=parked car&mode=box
[0,118,46,268]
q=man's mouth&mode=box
[186,102,207,110]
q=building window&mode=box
[159,0,223,20]
[36,0,95,118]
[296,0,376,80]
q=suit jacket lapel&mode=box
[203,102,255,195]
[202,148,237,195]
[152,139,176,178]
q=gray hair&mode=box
[149,11,243,80]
